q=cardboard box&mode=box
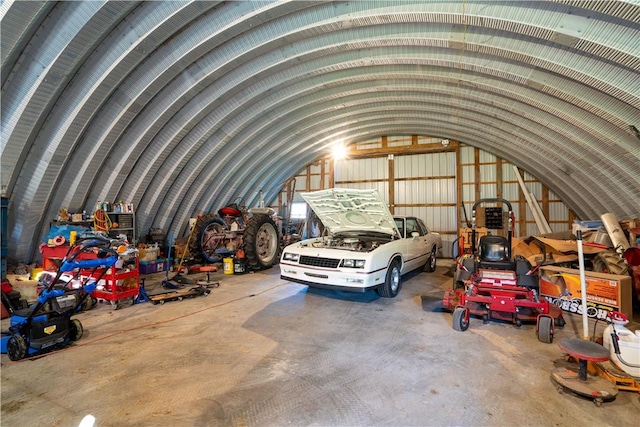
[173,243,190,258]
[138,246,159,262]
[539,265,633,320]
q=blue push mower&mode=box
[1,236,118,361]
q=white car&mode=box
[280,188,442,297]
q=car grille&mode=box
[299,255,340,269]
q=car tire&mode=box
[376,260,401,298]
[424,246,437,272]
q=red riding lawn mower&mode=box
[443,198,565,343]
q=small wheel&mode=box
[555,384,564,394]
[203,291,210,296]
[537,316,553,344]
[452,307,470,332]
[111,300,119,310]
[7,335,27,361]
[515,319,522,328]
[594,397,603,407]
[69,319,84,341]
[555,315,566,328]
[81,296,93,311]
[178,296,183,301]
[482,314,489,324]
[159,300,165,305]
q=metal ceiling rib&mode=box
[1,0,639,263]
[133,38,636,235]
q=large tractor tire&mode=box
[243,214,280,270]
[189,214,227,263]
[592,250,628,276]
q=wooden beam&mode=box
[388,155,395,214]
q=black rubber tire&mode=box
[189,214,227,263]
[555,315,566,328]
[243,214,281,270]
[376,260,402,298]
[424,246,437,272]
[592,250,628,276]
[7,335,27,361]
[452,307,470,331]
[69,319,84,341]
[81,294,93,311]
[537,316,553,344]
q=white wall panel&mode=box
[462,185,475,203]
[480,164,496,182]
[309,174,321,189]
[480,183,497,198]
[460,146,475,163]
[503,183,520,200]
[462,164,475,183]
[503,164,517,180]
[549,203,568,222]
[479,151,496,163]
[295,176,308,193]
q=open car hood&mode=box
[301,188,400,238]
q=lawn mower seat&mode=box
[515,255,539,290]
[478,235,514,270]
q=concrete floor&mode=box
[2,260,639,426]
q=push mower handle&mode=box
[60,256,118,272]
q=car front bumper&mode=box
[279,263,386,292]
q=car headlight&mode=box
[283,252,299,262]
[342,259,365,268]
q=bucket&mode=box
[234,259,247,274]
[603,322,640,377]
[223,258,234,275]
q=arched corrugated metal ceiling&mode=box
[1,0,639,264]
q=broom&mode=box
[168,221,198,285]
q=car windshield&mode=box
[394,218,410,238]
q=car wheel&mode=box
[424,246,437,272]
[376,260,401,298]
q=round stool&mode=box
[551,338,617,406]
[199,265,217,283]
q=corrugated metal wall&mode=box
[281,138,574,258]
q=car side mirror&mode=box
[411,231,420,238]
